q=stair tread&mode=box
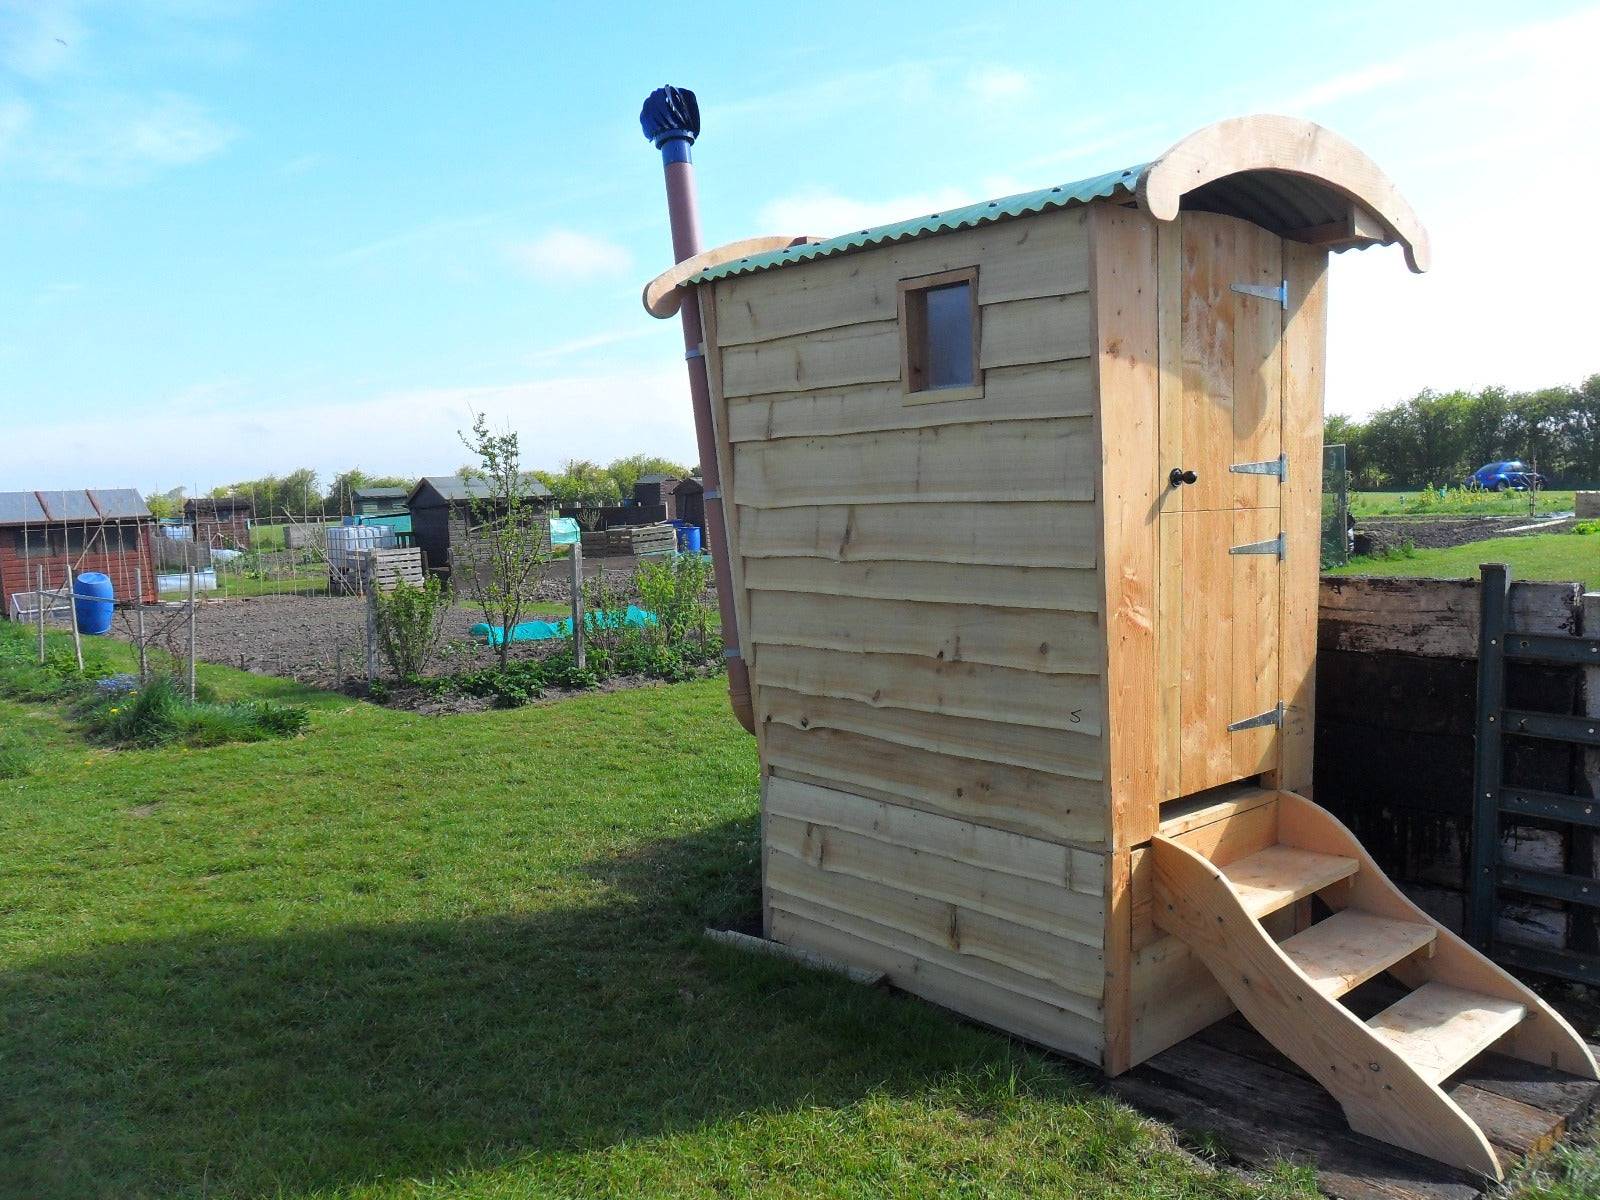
[1367,982,1527,1085]
[1222,845,1359,918]
[1279,909,1436,999]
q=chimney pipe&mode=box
[640,85,755,735]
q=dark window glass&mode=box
[923,282,974,388]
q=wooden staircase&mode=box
[1153,790,1598,1180]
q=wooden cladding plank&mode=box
[1270,240,1328,795]
[767,863,1103,1014]
[752,642,1103,734]
[725,361,1094,444]
[981,294,1093,368]
[734,417,1095,508]
[713,207,1090,347]
[762,687,1103,782]
[742,556,1101,613]
[738,501,1098,569]
[769,907,1103,1063]
[766,775,1104,893]
[746,590,1100,675]
[768,813,1104,945]
[1318,577,1582,659]
[1090,202,1162,856]
[722,320,900,398]
[764,725,1109,847]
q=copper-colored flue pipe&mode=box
[640,86,754,734]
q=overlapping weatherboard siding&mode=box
[704,206,1107,1062]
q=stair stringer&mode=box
[1151,834,1503,1179]
[1276,791,1599,1080]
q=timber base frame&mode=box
[1148,790,1597,1181]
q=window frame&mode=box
[897,266,983,404]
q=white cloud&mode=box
[967,66,1029,101]
[0,91,235,185]
[758,185,988,239]
[0,0,85,80]
[0,367,699,492]
[504,230,632,281]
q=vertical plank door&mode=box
[1158,212,1287,798]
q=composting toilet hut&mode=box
[643,110,1597,1179]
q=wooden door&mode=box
[1158,212,1286,799]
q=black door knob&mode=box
[1169,467,1198,487]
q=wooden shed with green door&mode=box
[643,113,1597,1179]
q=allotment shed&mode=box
[184,496,254,549]
[0,488,158,612]
[407,474,554,579]
[643,112,1597,1178]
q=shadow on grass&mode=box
[0,815,1092,1198]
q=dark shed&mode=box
[407,474,554,578]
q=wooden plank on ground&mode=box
[1318,578,1582,658]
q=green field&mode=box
[1349,489,1578,517]
[1,632,1594,1198]
[1330,530,1600,589]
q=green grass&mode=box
[1329,530,1600,589]
[1349,489,1577,517]
[0,631,1589,1198]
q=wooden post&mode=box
[1577,591,1600,958]
[365,585,378,686]
[35,565,45,664]
[570,540,585,670]
[187,566,197,701]
[65,567,84,672]
[134,568,148,682]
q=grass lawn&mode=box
[1329,531,1600,589]
[1,633,1593,1198]
[1349,489,1578,518]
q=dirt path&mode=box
[1355,514,1575,554]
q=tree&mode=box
[143,487,186,520]
[457,413,552,669]
[605,453,692,500]
[324,468,414,516]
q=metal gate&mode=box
[1320,443,1348,569]
[1468,563,1600,982]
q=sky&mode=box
[1,0,1596,494]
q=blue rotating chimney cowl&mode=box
[640,85,700,164]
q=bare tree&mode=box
[458,412,551,669]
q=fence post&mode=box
[134,567,148,682]
[65,566,84,672]
[187,566,197,701]
[365,586,378,687]
[1468,562,1510,949]
[1577,591,1600,958]
[570,539,586,670]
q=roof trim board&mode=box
[642,114,1427,311]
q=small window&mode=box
[899,267,982,402]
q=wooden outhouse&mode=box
[645,115,1596,1177]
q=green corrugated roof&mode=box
[688,164,1147,285]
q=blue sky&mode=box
[2,0,1596,492]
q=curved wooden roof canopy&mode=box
[642,115,1426,316]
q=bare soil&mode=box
[1354,513,1575,554]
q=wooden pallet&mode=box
[603,523,677,557]
[1111,1009,1600,1199]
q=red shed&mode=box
[0,488,159,615]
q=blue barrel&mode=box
[683,526,703,554]
[73,572,115,635]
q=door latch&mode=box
[1231,279,1288,310]
[1168,467,1198,488]
[1228,702,1284,733]
[1229,452,1287,482]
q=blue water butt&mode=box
[74,572,115,635]
[683,526,702,553]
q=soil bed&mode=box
[1355,514,1575,554]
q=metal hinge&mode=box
[1228,702,1284,733]
[1230,279,1288,310]
[1229,452,1287,482]
[1229,532,1286,559]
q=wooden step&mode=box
[1367,982,1527,1085]
[1222,845,1359,918]
[1279,910,1436,999]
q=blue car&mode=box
[1467,460,1544,491]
